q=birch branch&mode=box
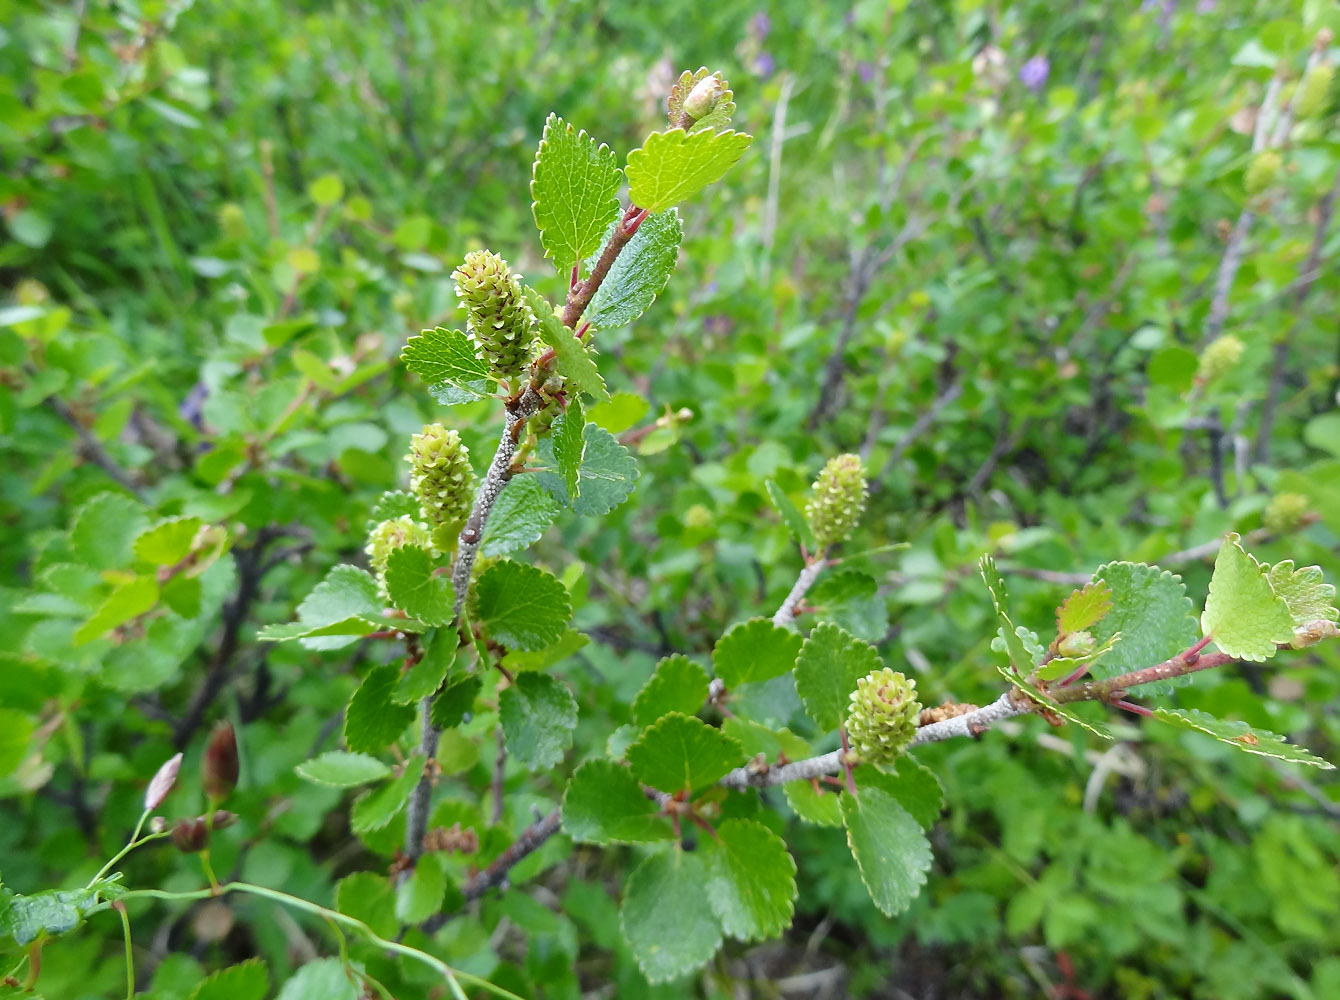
[772,560,826,629]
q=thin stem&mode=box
[560,204,644,328]
[88,809,155,887]
[198,850,220,893]
[116,904,134,1000]
[772,558,827,629]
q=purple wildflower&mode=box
[179,381,209,429]
[1018,55,1050,92]
[754,51,775,78]
[857,61,876,85]
[750,12,771,38]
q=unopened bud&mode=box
[1263,492,1310,536]
[805,454,868,550]
[1057,631,1096,658]
[365,516,434,579]
[150,816,168,834]
[1292,619,1340,648]
[1244,150,1282,196]
[1295,64,1334,119]
[846,668,921,765]
[683,75,722,120]
[202,721,239,804]
[171,817,210,853]
[208,810,239,831]
[144,752,183,811]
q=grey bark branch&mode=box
[772,560,826,629]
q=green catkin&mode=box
[805,453,868,550]
[845,668,922,765]
[452,250,538,382]
[365,516,433,584]
[408,424,475,537]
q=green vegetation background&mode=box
[3,0,1340,997]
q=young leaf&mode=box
[712,617,804,688]
[133,516,203,566]
[764,480,817,550]
[351,756,426,833]
[793,622,881,732]
[704,819,797,941]
[784,781,844,827]
[1034,632,1120,682]
[499,672,578,770]
[503,627,590,672]
[855,757,945,830]
[475,560,572,651]
[344,665,416,753]
[394,629,457,704]
[841,786,933,917]
[620,847,721,983]
[1266,560,1339,627]
[0,885,101,947]
[71,492,149,570]
[1152,708,1333,768]
[978,557,1035,673]
[1201,535,1295,661]
[258,565,426,649]
[296,751,391,788]
[809,570,888,642]
[561,758,674,844]
[625,712,745,793]
[530,114,622,272]
[720,717,811,762]
[551,397,586,500]
[535,424,639,516]
[394,854,446,924]
[383,544,454,626]
[625,128,753,213]
[401,327,494,405]
[429,675,482,730]
[632,654,710,727]
[585,209,683,331]
[524,286,609,401]
[275,958,358,1000]
[188,959,269,1000]
[1087,562,1198,692]
[335,872,396,939]
[1056,580,1113,634]
[479,474,562,558]
[74,576,158,645]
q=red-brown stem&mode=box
[688,812,719,840]
[1113,699,1154,718]
[1055,651,1236,705]
[839,729,857,795]
[1187,634,1214,657]
[363,629,401,640]
[560,203,645,328]
[1057,663,1091,687]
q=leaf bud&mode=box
[144,752,183,812]
[683,75,723,121]
[202,721,239,804]
[804,454,868,550]
[452,250,537,382]
[1196,335,1244,383]
[171,817,210,854]
[1263,492,1310,536]
[1292,619,1340,648]
[1244,150,1282,196]
[408,424,475,537]
[1056,630,1096,658]
[846,668,921,765]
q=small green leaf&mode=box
[535,424,639,517]
[978,557,1035,673]
[0,886,100,947]
[71,492,149,570]
[429,675,482,730]
[1267,560,1339,627]
[764,480,816,550]
[809,570,888,642]
[503,628,590,672]
[368,490,420,526]
[525,286,609,401]
[626,712,744,794]
[475,560,572,652]
[351,756,426,834]
[712,618,804,688]
[530,114,622,272]
[1056,580,1113,634]
[308,173,344,206]
[620,847,721,983]
[480,475,562,558]
[855,757,945,830]
[188,960,269,1000]
[704,819,797,942]
[383,544,454,626]
[1152,708,1333,768]
[793,622,880,732]
[394,630,457,704]
[395,854,446,924]
[1201,534,1295,661]
[335,872,396,939]
[784,781,843,826]
[74,575,158,645]
[345,665,416,753]
[587,392,649,434]
[401,327,494,405]
[561,759,674,844]
[841,786,932,917]
[258,564,425,650]
[296,751,391,788]
[585,209,683,330]
[633,654,710,727]
[551,397,586,500]
[720,718,811,762]
[499,672,578,770]
[133,516,203,566]
[626,128,753,212]
[276,958,358,1000]
[1034,632,1120,682]
[1087,561,1198,693]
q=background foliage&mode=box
[4,0,1340,997]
